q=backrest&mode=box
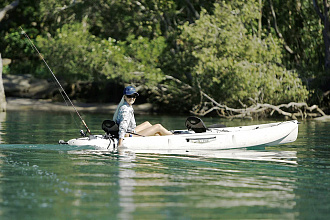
[185,116,207,133]
[102,120,119,138]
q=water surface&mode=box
[0,111,329,219]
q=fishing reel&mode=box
[80,129,96,140]
[80,130,86,137]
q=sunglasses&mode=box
[126,94,137,98]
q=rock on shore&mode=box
[3,74,58,99]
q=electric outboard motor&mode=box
[102,120,119,138]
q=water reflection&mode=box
[130,149,297,164]
[66,147,298,219]
[0,112,6,144]
[117,151,136,220]
[116,151,297,219]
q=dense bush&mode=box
[170,2,308,107]
[36,22,166,88]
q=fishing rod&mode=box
[20,27,92,135]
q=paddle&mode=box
[126,132,145,137]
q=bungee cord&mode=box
[20,26,92,135]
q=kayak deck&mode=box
[63,120,299,150]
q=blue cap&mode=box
[123,86,139,96]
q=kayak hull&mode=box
[65,120,299,150]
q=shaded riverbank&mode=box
[5,97,153,114]
[3,74,153,114]
[3,74,330,118]
[5,97,330,121]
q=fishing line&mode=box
[20,26,92,135]
[49,76,81,129]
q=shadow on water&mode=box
[0,143,298,165]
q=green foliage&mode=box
[100,35,166,87]
[36,22,166,86]
[36,23,103,81]
[37,0,165,40]
[2,28,40,75]
[262,0,324,79]
[0,0,41,75]
[122,35,167,85]
[2,0,327,111]
[177,1,308,106]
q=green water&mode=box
[0,111,329,219]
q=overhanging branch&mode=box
[269,0,294,54]
[0,0,19,22]
[191,93,327,120]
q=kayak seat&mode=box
[102,120,119,138]
[185,116,207,133]
[185,116,227,133]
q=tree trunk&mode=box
[313,0,330,72]
[0,1,20,112]
[0,54,7,112]
[0,0,19,21]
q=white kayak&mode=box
[62,119,299,151]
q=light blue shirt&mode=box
[115,102,136,139]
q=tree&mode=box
[312,0,330,105]
[262,0,330,108]
[263,0,321,73]
[0,0,19,111]
[313,0,330,72]
[0,54,6,112]
[0,0,19,21]
[0,0,41,76]
[164,1,309,110]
